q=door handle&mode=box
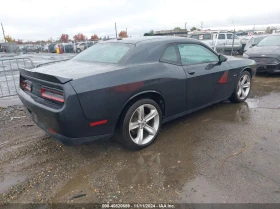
[188,70,195,75]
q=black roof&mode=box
[105,36,199,45]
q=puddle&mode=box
[0,174,27,193]
[177,176,228,203]
[247,93,280,109]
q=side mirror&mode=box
[219,54,227,63]
[251,43,256,47]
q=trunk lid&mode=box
[25,60,118,83]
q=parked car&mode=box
[60,43,74,53]
[243,34,280,73]
[188,32,243,54]
[18,37,256,149]
[243,35,267,52]
[48,43,56,53]
[75,41,95,53]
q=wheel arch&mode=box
[241,67,252,77]
[116,91,165,129]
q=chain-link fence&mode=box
[0,57,34,98]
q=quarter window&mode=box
[160,45,179,64]
[218,34,225,39]
[178,44,219,65]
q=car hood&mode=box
[30,60,119,80]
[245,46,280,56]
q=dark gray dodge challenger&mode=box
[18,37,256,149]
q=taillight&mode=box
[21,80,32,91]
[40,86,64,103]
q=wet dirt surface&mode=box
[0,73,280,204]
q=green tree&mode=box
[143,30,154,36]
[190,27,197,31]
[174,27,181,30]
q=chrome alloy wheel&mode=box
[129,104,160,145]
[237,74,251,100]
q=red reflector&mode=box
[90,120,108,127]
[218,71,229,84]
[48,128,57,135]
[41,87,64,103]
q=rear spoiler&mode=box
[19,59,72,84]
[35,58,70,68]
[19,68,72,84]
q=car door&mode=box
[216,34,226,51]
[226,33,240,48]
[177,43,230,111]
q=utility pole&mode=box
[185,22,188,30]
[201,22,203,30]
[115,22,118,39]
[1,23,6,42]
[231,20,236,56]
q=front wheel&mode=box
[119,99,162,150]
[230,71,251,103]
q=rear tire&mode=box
[76,48,81,53]
[118,99,162,150]
[230,71,251,103]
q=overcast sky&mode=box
[1,0,280,41]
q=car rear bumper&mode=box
[35,120,112,146]
[18,88,114,145]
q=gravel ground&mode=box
[0,73,280,204]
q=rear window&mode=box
[73,43,133,63]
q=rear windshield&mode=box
[258,36,280,46]
[73,43,133,63]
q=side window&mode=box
[203,34,211,40]
[218,34,225,39]
[191,35,199,39]
[160,45,179,64]
[227,34,232,39]
[177,44,219,65]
